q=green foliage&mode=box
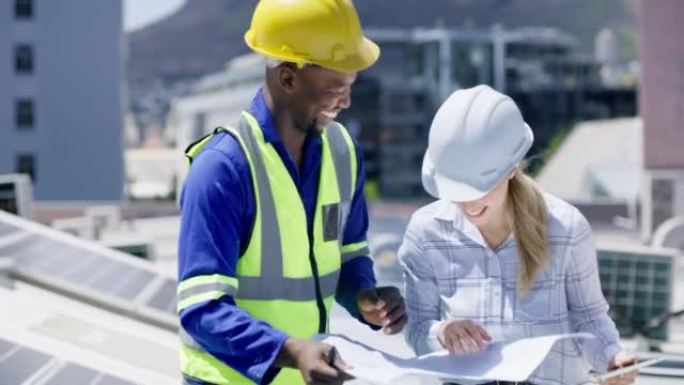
[364,178,381,201]
[528,124,572,177]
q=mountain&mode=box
[128,0,638,83]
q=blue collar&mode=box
[249,87,323,149]
[249,88,281,144]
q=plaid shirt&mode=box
[398,194,623,385]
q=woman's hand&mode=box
[437,320,491,355]
[601,352,639,385]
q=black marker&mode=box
[327,346,338,368]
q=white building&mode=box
[0,0,124,201]
[536,117,643,205]
[124,148,179,200]
[167,53,263,194]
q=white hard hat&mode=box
[422,85,534,202]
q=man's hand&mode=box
[356,286,407,334]
[276,338,354,385]
[600,352,638,385]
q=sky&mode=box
[124,0,186,32]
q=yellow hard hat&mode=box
[244,0,380,73]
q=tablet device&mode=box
[592,357,663,383]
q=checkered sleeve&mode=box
[398,225,445,356]
[565,209,623,372]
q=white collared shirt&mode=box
[398,194,623,385]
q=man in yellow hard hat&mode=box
[177,1,407,384]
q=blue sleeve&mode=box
[334,138,378,326]
[178,141,287,384]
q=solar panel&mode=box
[0,232,38,258]
[0,210,177,330]
[5,234,150,304]
[0,343,52,385]
[0,338,137,385]
[113,268,156,300]
[97,375,137,385]
[146,278,177,313]
[55,253,102,282]
[46,363,100,384]
[0,338,15,355]
[81,259,125,288]
[598,247,674,340]
[88,262,144,295]
[0,221,16,235]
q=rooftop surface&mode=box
[2,202,684,384]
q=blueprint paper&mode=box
[320,333,594,384]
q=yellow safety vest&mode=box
[177,111,369,384]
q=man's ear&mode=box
[276,64,299,94]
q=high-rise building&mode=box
[0,0,124,201]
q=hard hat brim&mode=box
[244,31,380,73]
[422,152,490,202]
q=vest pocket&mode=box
[323,203,340,241]
[338,200,351,237]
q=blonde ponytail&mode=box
[509,170,549,296]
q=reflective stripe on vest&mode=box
[177,274,239,313]
[340,241,371,263]
[178,111,365,384]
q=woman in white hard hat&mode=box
[398,85,637,385]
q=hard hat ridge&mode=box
[245,0,380,73]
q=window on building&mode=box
[0,183,19,214]
[15,44,33,74]
[16,154,36,182]
[15,0,33,19]
[16,99,35,129]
